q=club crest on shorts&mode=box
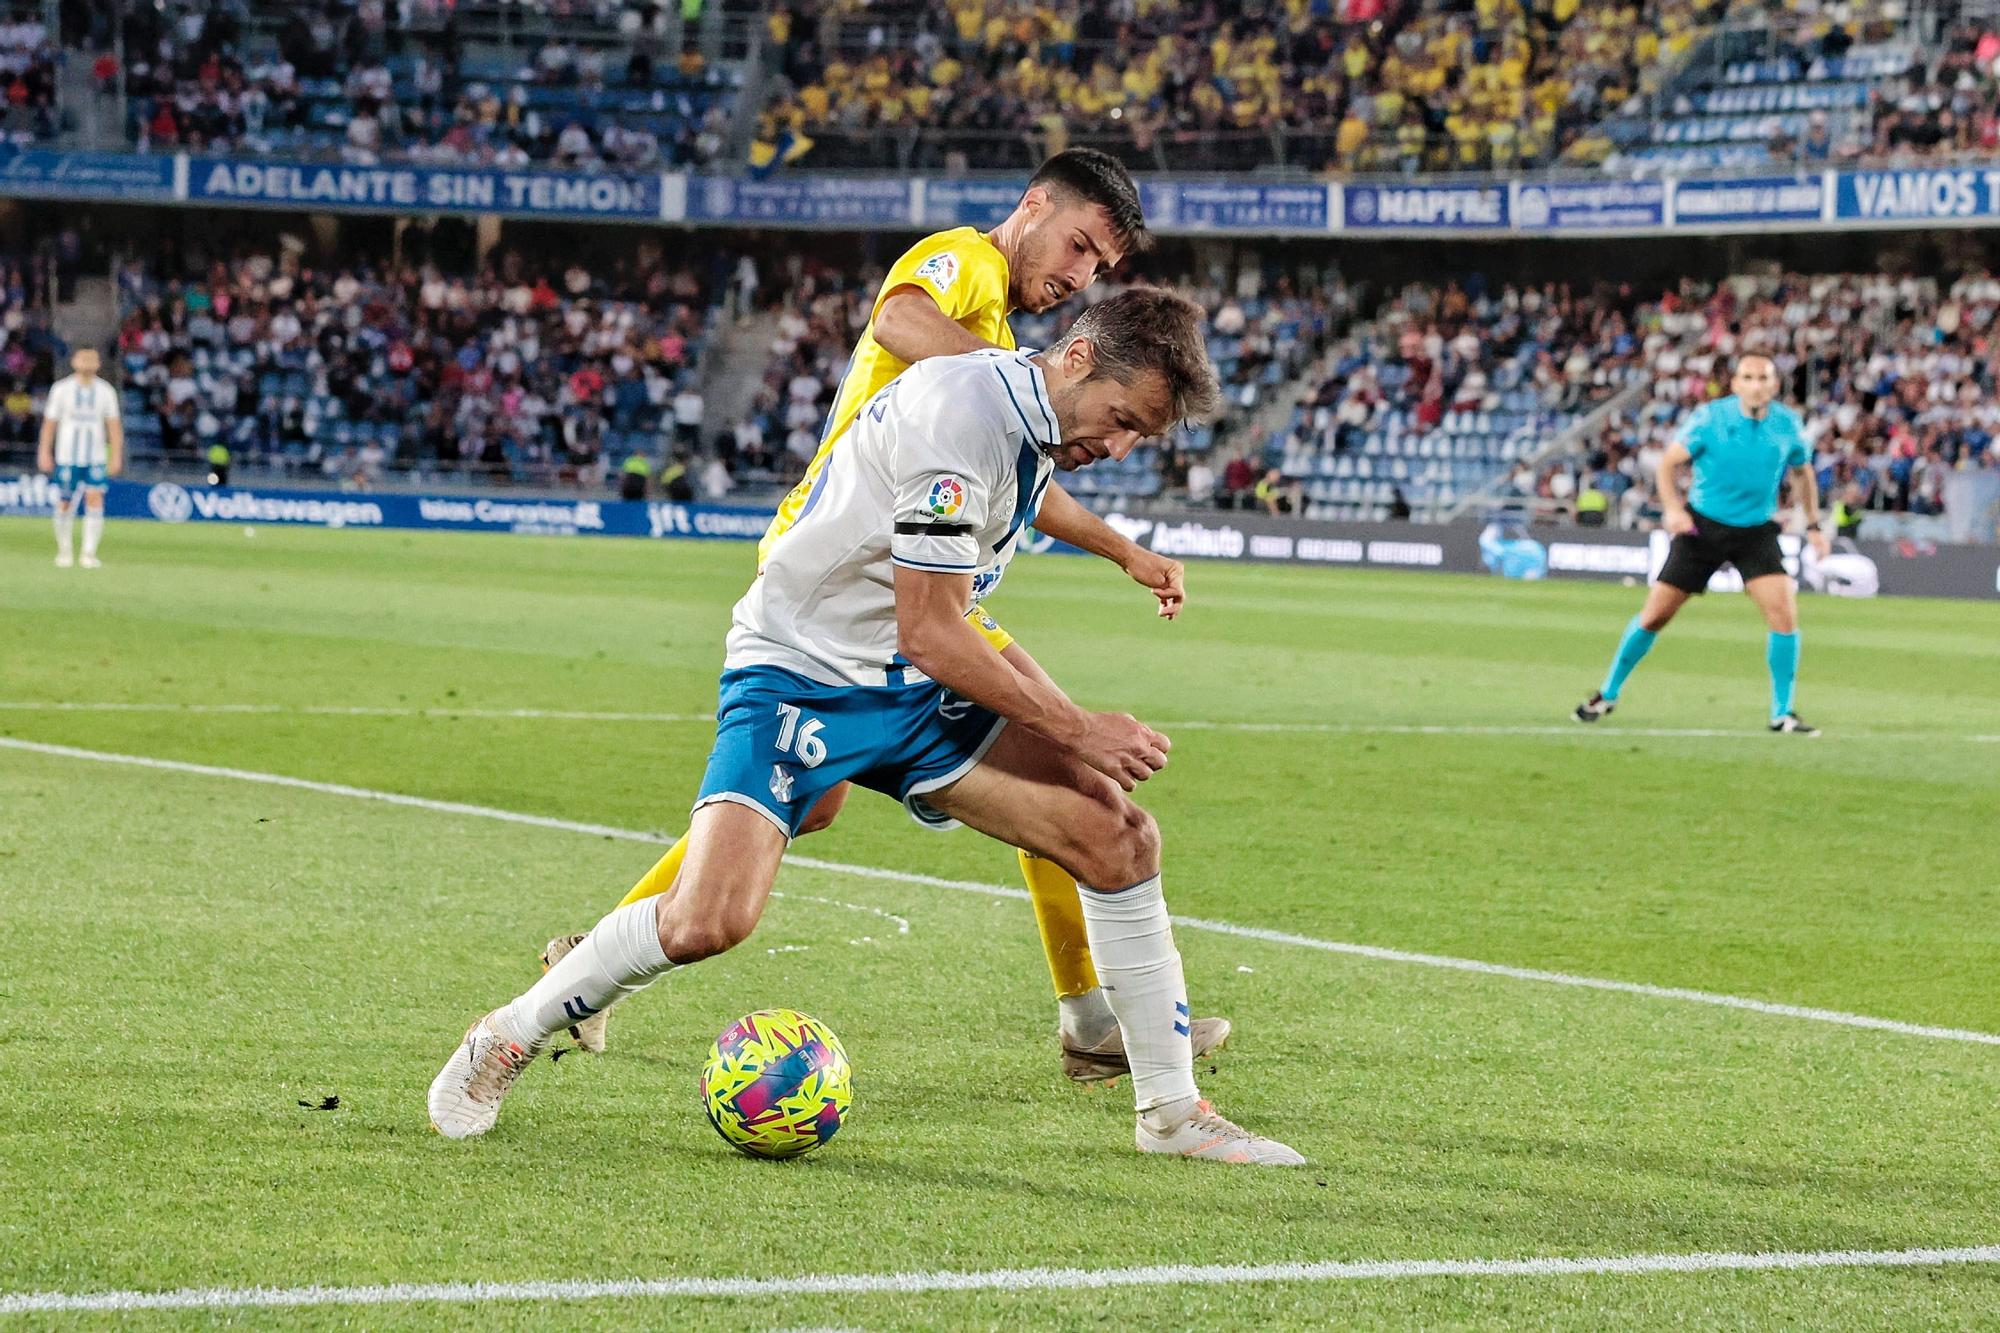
[769,764,795,803]
[925,476,966,518]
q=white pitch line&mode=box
[0,700,1989,742]
[0,700,716,723]
[3,737,1996,1049]
[783,855,2000,1046]
[5,1244,1997,1315]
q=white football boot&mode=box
[1573,690,1615,722]
[428,1011,543,1139]
[541,933,615,1052]
[79,555,101,570]
[1136,1099,1306,1165]
[54,551,73,568]
[1062,1015,1232,1086]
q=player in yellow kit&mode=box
[545,150,1233,1081]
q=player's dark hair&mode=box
[1053,286,1221,424]
[1028,149,1151,255]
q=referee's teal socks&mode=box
[1767,630,1800,719]
[1600,616,1657,701]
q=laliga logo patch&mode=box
[925,476,966,518]
[914,251,959,295]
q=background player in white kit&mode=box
[431,288,1303,1164]
[37,348,123,569]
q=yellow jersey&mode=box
[760,227,1014,567]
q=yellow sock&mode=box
[615,833,690,909]
[1019,849,1099,998]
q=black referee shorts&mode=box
[1657,508,1787,594]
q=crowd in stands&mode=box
[724,255,1349,507]
[112,243,725,489]
[720,261,1678,522]
[47,0,2000,178]
[0,251,64,454]
[1529,272,1996,528]
[0,10,58,144]
[752,0,1728,174]
[1269,280,1655,519]
[1851,17,2000,167]
[110,0,732,168]
[89,241,1999,530]
[36,0,2000,179]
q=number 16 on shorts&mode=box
[774,704,827,767]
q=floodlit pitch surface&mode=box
[1,519,1995,1331]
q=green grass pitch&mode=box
[1,517,1995,1330]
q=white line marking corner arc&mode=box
[4,1244,1997,1315]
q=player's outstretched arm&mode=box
[1032,484,1185,619]
[35,410,56,474]
[106,415,124,478]
[895,565,1169,790]
[1657,440,1695,535]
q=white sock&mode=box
[1076,875,1199,1125]
[499,899,671,1045]
[82,511,103,558]
[1057,987,1118,1047]
[53,505,73,556]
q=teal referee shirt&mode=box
[1673,395,1810,527]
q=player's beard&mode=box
[1012,229,1071,314]
[1041,439,1099,471]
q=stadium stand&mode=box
[0,251,62,451]
[112,0,739,167]
[728,261,1352,505]
[1271,280,1656,520]
[111,245,725,487]
[743,0,2000,178]
[53,0,1996,178]
[1594,6,1920,172]
[1526,271,1994,527]
[0,5,58,144]
[84,240,1994,531]
[750,0,1741,175]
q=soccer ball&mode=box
[700,1009,852,1159]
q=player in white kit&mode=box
[37,349,124,569]
[430,288,1304,1164]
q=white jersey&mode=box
[45,373,121,467]
[728,349,1058,688]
